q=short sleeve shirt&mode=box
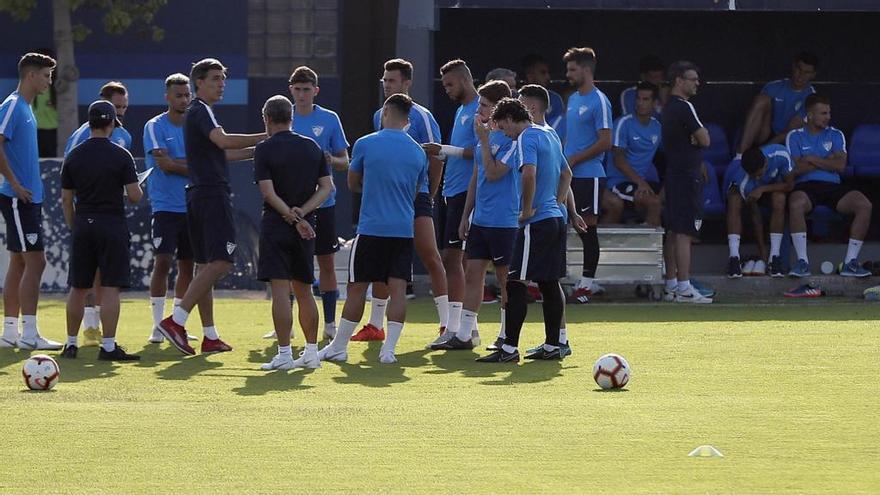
[253,130,329,222]
[291,104,349,208]
[786,126,846,184]
[60,138,138,215]
[184,98,227,189]
[564,86,612,178]
[143,112,189,213]
[0,91,42,202]
[660,95,704,177]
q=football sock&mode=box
[21,315,37,340]
[456,310,477,341]
[503,281,528,349]
[83,307,97,328]
[580,228,600,279]
[434,295,449,329]
[66,335,78,346]
[94,306,101,327]
[791,232,808,262]
[321,290,338,325]
[203,326,219,340]
[577,277,593,290]
[382,321,404,354]
[278,344,292,356]
[150,297,165,327]
[173,297,183,308]
[368,298,387,329]
[846,238,864,263]
[559,327,568,345]
[332,318,358,349]
[304,343,318,354]
[446,301,463,334]
[538,281,563,347]
[665,279,678,291]
[172,306,189,327]
[769,233,783,258]
[677,280,692,293]
[101,337,115,352]
[3,317,18,338]
[727,234,741,258]
[497,307,507,340]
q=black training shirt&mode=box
[660,95,705,177]
[185,97,228,189]
[60,137,138,215]
[253,130,329,221]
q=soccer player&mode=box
[144,73,201,343]
[0,52,60,350]
[156,58,266,356]
[602,81,663,228]
[736,52,818,158]
[286,66,349,341]
[618,55,665,116]
[59,100,143,360]
[317,94,428,364]
[786,94,872,278]
[432,80,515,351]
[422,59,478,346]
[356,58,449,345]
[476,98,571,363]
[256,95,333,370]
[563,47,613,304]
[661,61,712,303]
[724,145,793,278]
[521,53,566,140]
[485,67,518,94]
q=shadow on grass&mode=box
[0,349,24,375]
[422,347,567,385]
[155,354,222,380]
[246,343,279,365]
[323,342,410,388]
[592,387,629,393]
[232,368,316,396]
[54,355,122,383]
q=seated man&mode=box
[786,94,872,278]
[736,52,818,158]
[602,82,662,227]
[724,144,793,278]
[521,53,566,140]
[618,54,665,117]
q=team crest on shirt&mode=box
[25,233,38,245]
[490,144,500,154]
[578,106,588,116]
[795,101,803,111]
[460,114,469,126]
[822,141,832,152]
[226,242,236,255]
[115,138,126,147]
[312,125,324,137]
[651,135,658,144]
[153,237,163,248]
[694,219,703,231]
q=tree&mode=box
[0,0,167,155]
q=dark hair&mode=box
[384,58,413,81]
[190,58,227,84]
[518,84,549,109]
[635,81,659,99]
[521,53,549,73]
[384,93,413,118]
[563,47,597,72]
[741,147,766,175]
[99,81,127,99]
[491,97,531,123]
[440,59,470,78]
[165,73,190,89]
[794,51,819,70]
[638,54,665,75]
[18,52,56,76]
[289,65,318,86]
[262,95,292,124]
[31,48,57,106]
[667,60,699,84]
[805,93,830,110]
[477,80,512,104]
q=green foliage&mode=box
[0,0,37,21]
[0,0,167,42]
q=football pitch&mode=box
[1,297,878,494]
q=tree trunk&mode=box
[52,0,78,157]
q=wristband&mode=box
[440,145,465,158]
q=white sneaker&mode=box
[148,328,165,344]
[17,336,64,350]
[323,323,336,341]
[260,353,295,370]
[471,329,481,348]
[0,333,19,348]
[292,351,321,369]
[186,333,198,341]
[589,281,606,295]
[663,287,676,302]
[262,330,277,340]
[425,331,454,350]
[674,286,713,304]
[752,259,767,276]
[317,344,347,362]
[379,351,397,364]
[742,259,757,276]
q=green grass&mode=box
[1,298,879,494]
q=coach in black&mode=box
[660,61,712,304]
[156,58,266,356]
[256,95,332,371]
[59,100,143,361]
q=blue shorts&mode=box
[464,225,518,265]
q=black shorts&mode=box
[610,181,661,204]
[257,217,316,283]
[414,192,434,218]
[508,217,567,283]
[435,192,466,250]
[314,206,339,256]
[151,212,193,260]
[69,215,130,289]
[0,195,43,252]
[348,234,413,283]
[464,225,518,266]
[572,177,605,217]
[664,175,704,236]
[186,188,237,264]
[794,181,850,210]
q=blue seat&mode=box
[702,161,725,216]
[703,123,731,170]
[849,124,880,177]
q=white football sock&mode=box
[559,327,568,345]
[665,279,678,291]
[332,318,358,349]
[734,152,742,161]
[791,232,808,262]
[434,295,449,329]
[304,343,318,354]
[769,233,783,258]
[381,321,404,355]
[368,298,388,329]
[83,307,97,328]
[278,344,292,356]
[94,306,101,327]
[845,238,864,263]
[456,310,477,341]
[172,306,189,327]
[577,277,593,290]
[677,280,692,293]
[497,308,506,339]
[727,234,741,258]
[150,297,165,327]
[3,317,18,338]
[173,297,183,307]
[66,335,78,346]
[501,344,517,353]
[21,315,37,340]
[203,325,219,340]
[446,302,463,334]
[101,337,115,352]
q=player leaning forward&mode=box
[318,94,429,364]
[258,95,333,370]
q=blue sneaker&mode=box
[840,259,871,278]
[691,279,715,298]
[526,341,572,357]
[788,259,811,278]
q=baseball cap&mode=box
[87,100,122,128]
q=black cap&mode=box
[87,100,122,128]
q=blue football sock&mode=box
[321,290,338,324]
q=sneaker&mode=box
[840,259,871,278]
[260,353,295,371]
[323,323,337,341]
[482,285,498,304]
[769,256,785,278]
[350,323,385,342]
[262,330,277,340]
[291,351,321,369]
[526,284,543,303]
[82,327,101,347]
[560,341,572,358]
[486,336,504,351]
[674,286,713,304]
[589,281,606,295]
[863,285,880,301]
[317,345,348,362]
[475,348,520,363]
[431,335,474,350]
[0,333,18,348]
[788,259,811,278]
[662,287,676,302]
[784,283,824,298]
[405,283,416,300]
[425,329,454,350]
[156,317,196,356]
[524,346,562,360]
[691,279,716,298]
[742,259,756,276]
[201,338,233,354]
[59,344,77,358]
[752,259,767,276]
[378,351,397,364]
[567,287,590,304]
[17,336,63,351]
[727,256,743,278]
[186,333,198,341]
[98,344,141,361]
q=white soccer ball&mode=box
[22,354,60,391]
[593,353,630,390]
